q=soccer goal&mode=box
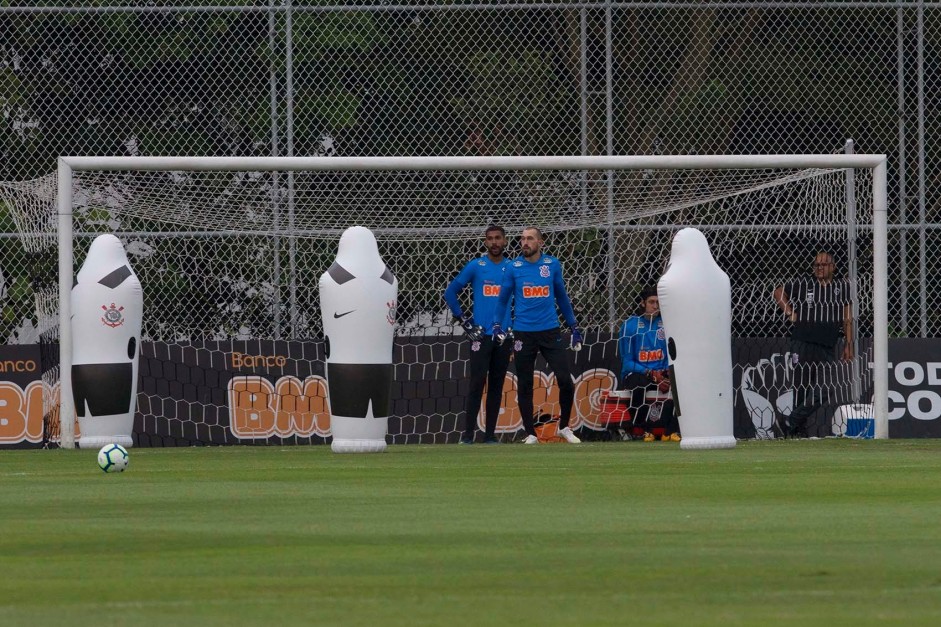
[13,154,889,448]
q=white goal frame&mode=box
[55,154,889,448]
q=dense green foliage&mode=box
[1,5,932,337]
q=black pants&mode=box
[514,328,575,436]
[465,336,513,438]
[787,339,836,437]
[620,372,679,435]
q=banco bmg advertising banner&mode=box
[3,337,941,445]
[0,344,46,446]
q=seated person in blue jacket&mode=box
[618,286,680,442]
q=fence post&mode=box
[917,0,927,337]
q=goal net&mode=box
[4,155,888,447]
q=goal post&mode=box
[53,154,889,449]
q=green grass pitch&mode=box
[1,440,940,626]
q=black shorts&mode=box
[72,363,133,417]
[327,363,392,418]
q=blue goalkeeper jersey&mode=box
[618,314,669,379]
[493,255,577,332]
[444,255,512,333]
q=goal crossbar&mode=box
[59,154,887,173]
[55,154,889,448]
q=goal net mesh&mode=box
[2,164,874,445]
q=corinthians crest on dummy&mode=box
[101,303,125,328]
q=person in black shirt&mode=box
[773,251,854,438]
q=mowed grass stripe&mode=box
[1,440,939,626]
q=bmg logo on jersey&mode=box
[523,285,550,298]
[639,349,664,363]
[482,284,501,297]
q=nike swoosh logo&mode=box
[333,310,355,318]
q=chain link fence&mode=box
[1,1,910,444]
[0,0,933,343]
[0,1,928,342]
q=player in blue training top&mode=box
[444,225,514,444]
[491,226,583,444]
[618,286,679,441]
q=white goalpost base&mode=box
[51,154,889,449]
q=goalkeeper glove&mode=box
[491,323,508,346]
[458,314,483,342]
[570,326,583,352]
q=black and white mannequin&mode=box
[71,234,143,449]
[319,226,397,453]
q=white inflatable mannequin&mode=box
[71,234,143,449]
[319,226,397,453]
[657,228,735,450]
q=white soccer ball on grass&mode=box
[97,444,129,473]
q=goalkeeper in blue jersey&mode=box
[444,225,513,444]
[618,286,680,442]
[491,227,582,444]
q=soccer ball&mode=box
[97,444,129,473]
